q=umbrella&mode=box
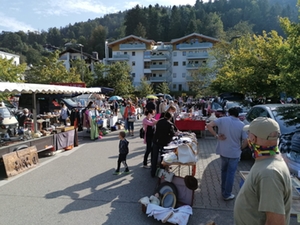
[156,93,164,97]
[109,95,123,101]
[146,94,158,99]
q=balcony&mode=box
[149,74,170,82]
[150,64,168,70]
[186,52,208,59]
[108,54,130,61]
[150,54,169,61]
[119,43,146,50]
[185,75,194,81]
[186,64,200,70]
[176,42,213,50]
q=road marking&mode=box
[0,144,86,188]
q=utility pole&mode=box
[77,44,84,82]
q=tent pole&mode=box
[32,92,37,133]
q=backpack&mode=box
[139,127,145,139]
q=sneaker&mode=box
[113,171,120,175]
[123,170,130,174]
[223,194,235,201]
[142,165,151,169]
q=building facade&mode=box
[104,33,219,92]
[58,47,99,74]
[0,50,20,66]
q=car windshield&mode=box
[0,107,12,118]
[272,105,300,134]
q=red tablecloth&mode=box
[175,120,206,131]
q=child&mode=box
[113,131,130,175]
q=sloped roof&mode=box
[108,35,155,47]
[0,82,101,94]
[59,48,98,61]
[170,33,220,44]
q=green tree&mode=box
[156,82,170,94]
[25,51,81,84]
[133,23,147,38]
[188,63,216,97]
[0,57,26,82]
[210,31,287,97]
[279,11,300,97]
[95,62,134,97]
[136,76,153,97]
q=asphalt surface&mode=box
[0,117,298,225]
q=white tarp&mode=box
[0,82,101,94]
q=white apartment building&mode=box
[0,50,20,65]
[104,33,220,92]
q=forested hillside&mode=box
[0,0,297,65]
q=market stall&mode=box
[139,132,198,224]
[0,82,101,177]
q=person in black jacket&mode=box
[151,112,176,177]
[113,131,130,175]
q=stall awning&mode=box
[0,82,101,94]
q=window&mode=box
[178,84,182,91]
[182,51,186,56]
[182,73,186,78]
[173,84,177,89]
[144,61,150,68]
[124,52,127,55]
[173,73,177,78]
[203,60,207,64]
[132,61,135,66]
[153,73,156,77]
[182,61,186,66]
[132,52,135,56]
[132,73,135,77]
[173,62,178,66]
[173,52,177,57]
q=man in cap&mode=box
[207,107,248,201]
[234,117,292,225]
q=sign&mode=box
[2,146,39,178]
[51,83,86,87]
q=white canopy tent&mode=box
[0,82,101,94]
[0,82,101,132]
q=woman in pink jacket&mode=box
[142,109,157,168]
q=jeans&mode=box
[151,142,164,177]
[143,136,153,166]
[127,119,134,131]
[220,156,240,198]
[124,119,128,130]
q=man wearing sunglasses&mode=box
[234,117,292,225]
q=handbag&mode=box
[139,127,145,139]
[128,115,136,122]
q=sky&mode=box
[0,0,208,33]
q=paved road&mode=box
[0,118,298,225]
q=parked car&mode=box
[0,102,18,137]
[223,101,251,121]
[244,104,300,177]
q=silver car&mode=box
[0,103,19,137]
[244,104,300,177]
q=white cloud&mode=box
[34,0,118,16]
[0,13,36,32]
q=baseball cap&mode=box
[243,117,280,140]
